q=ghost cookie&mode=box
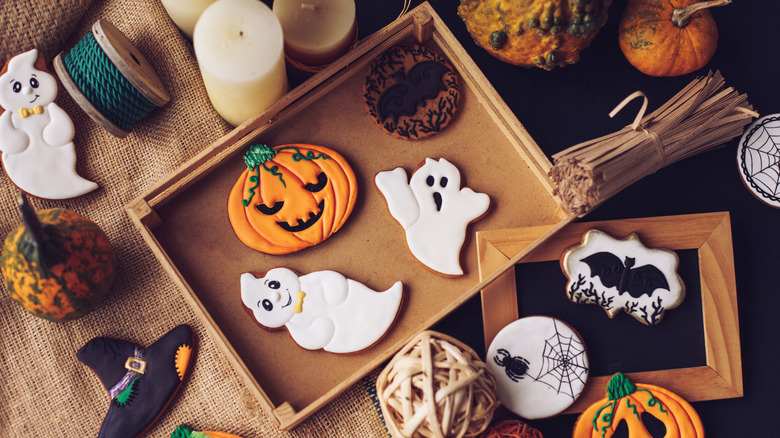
[0,49,98,199]
[240,268,403,353]
[227,143,358,255]
[363,44,459,140]
[562,229,685,326]
[486,316,589,420]
[375,157,490,277]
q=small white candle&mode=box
[194,0,288,127]
[273,0,356,67]
[160,0,218,39]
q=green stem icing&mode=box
[171,424,193,438]
[637,388,668,414]
[607,372,637,400]
[241,167,261,206]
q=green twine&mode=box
[62,31,156,132]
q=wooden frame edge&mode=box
[477,211,743,413]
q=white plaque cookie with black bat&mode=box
[561,229,685,326]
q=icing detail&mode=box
[228,143,357,255]
[241,268,403,353]
[377,61,449,123]
[562,229,685,326]
[375,158,490,276]
[174,344,193,381]
[0,49,97,199]
[113,378,138,407]
[486,316,589,420]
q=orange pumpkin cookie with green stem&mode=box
[573,373,704,437]
[227,143,358,255]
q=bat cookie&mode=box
[561,229,685,326]
[363,44,459,140]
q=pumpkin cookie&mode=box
[240,268,403,353]
[573,373,704,437]
[77,325,195,438]
[363,44,459,140]
[561,229,685,326]
[227,143,358,255]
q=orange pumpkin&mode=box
[573,373,704,438]
[618,0,731,77]
[227,143,358,255]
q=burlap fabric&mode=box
[0,1,390,436]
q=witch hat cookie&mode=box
[77,324,195,438]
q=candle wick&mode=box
[239,31,244,37]
[301,3,316,10]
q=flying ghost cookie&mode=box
[375,157,490,277]
[0,49,97,199]
[240,268,403,354]
[561,229,685,326]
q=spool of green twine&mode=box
[54,19,170,138]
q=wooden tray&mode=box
[477,212,743,414]
[125,3,569,429]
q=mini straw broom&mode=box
[472,71,756,293]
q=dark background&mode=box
[350,1,779,436]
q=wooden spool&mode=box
[53,19,170,138]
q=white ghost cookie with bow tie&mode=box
[0,49,97,199]
[375,157,490,277]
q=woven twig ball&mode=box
[480,420,543,438]
[377,331,499,438]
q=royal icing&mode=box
[375,158,490,276]
[241,268,403,353]
[737,114,780,208]
[227,144,358,255]
[486,316,589,420]
[562,229,685,326]
[0,49,97,199]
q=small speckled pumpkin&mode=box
[458,0,612,70]
[1,194,116,321]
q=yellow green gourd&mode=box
[1,193,116,321]
[458,0,612,70]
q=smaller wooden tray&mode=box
[477,212,743,413]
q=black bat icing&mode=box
[581,252,670,298]
[376,60,450,123]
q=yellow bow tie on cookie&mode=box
[19,106,43,118]
[293,291,306,314]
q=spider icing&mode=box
[375,158,490,276]
[0,49,97,199]
[486,316,589,420]
[240,268,403,354]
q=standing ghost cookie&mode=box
[241,268,403,354]
[0,49,97,199]
[375,158,490,276]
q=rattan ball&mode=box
[480,420,543,438]
[377,331,499,438]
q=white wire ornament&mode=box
[737,114,780,208]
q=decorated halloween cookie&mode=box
[737,113,780,208]
[363,44,459,140]
[77,325,195,438]
[0,49,98,199]
[480,419,543,438]
[227,143,358,255]
[562,229,685,326]
[486,316,589,420]
[241,268,403,353]
[375,157,490,277]
[573,373,704,438]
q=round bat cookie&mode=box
[227,143,358,255]
[240,268,403,354]
[486,316,589,420]
[375,157,490,277]
[561,229,685,326]
[363,44,460,140]
[0,49,98,199]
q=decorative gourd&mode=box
[457,0,612,70]
[227,143,358,255]
[618,0,731,77]
[1,193,116,321]
[573,373,705,438]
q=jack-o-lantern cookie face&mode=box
[228,143,358,255]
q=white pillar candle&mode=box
[160,0,218,39]
[194,0,288,127]
[273,0,356,67]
